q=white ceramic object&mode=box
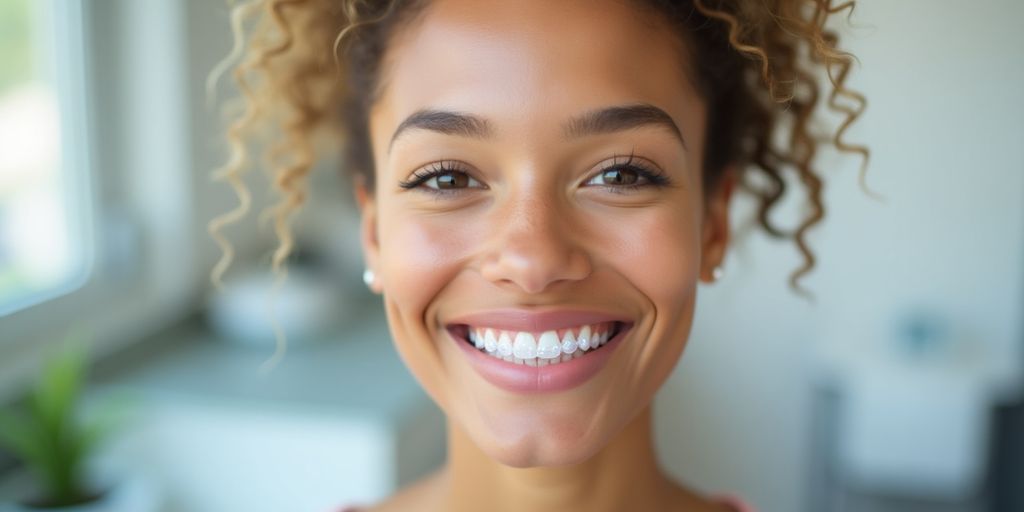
[814,333,998,501]
[206,265,344,347]
[838,361,990,499]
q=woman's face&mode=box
[359,0,730,467]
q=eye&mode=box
[398,161,485,192]
[589,168,642,186]
[425,171,478,190]
[584,154,671,191]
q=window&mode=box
[0,0,92,316]
[1,0,201,395]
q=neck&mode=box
[435,406,681,512]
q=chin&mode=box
[458,397,627,468]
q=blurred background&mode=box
[0,0,1021,511]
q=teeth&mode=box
[512,332,537,359]
[536,331,562,359]
[578,325,592,351]
[561,331,578,354]
[497,331,513,357]
[464,322,623,366]
[483,329,497,353]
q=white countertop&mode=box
[93,300,429,424]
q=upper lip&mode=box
[446,308,633,333]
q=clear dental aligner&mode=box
[466,322,619,366]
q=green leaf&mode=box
[32,341,87,440]
[0,409,46,469]
[1,330,98,504]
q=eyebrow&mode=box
[388,110,493,152]
[563,104,687,150]
[388,103,686,152]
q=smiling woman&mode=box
[208,1,866,511]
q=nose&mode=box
[479,192,592,294]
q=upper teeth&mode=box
[467,322,617,366]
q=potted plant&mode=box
[0,341,152,511]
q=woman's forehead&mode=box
[370,0,703,149]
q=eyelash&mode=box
[397,154,671,194]
[591,153,671,193]
[397,160,477,193]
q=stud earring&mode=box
[711,266,724,281]
[362,269,376,288]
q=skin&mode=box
[354,0,735,510]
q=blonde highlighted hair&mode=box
[208,0,869,295]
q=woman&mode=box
[210,0,867,510]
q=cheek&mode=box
[604,205,702,308]
[379,211,476,297]
[599,202,703,403]
[375,203,484,400]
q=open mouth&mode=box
[447,321,628,367]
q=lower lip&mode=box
[451,325,630,394]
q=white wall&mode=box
[655,1,1024,510]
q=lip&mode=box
[446,308,631,333]
[446,310,633,394]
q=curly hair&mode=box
[208,0,868,296]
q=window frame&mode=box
[0,0,196,402]
[0,0,94,317]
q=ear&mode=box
[354,173,383,294]
[700,167,736,283]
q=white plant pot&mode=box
[0,473,160,512]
